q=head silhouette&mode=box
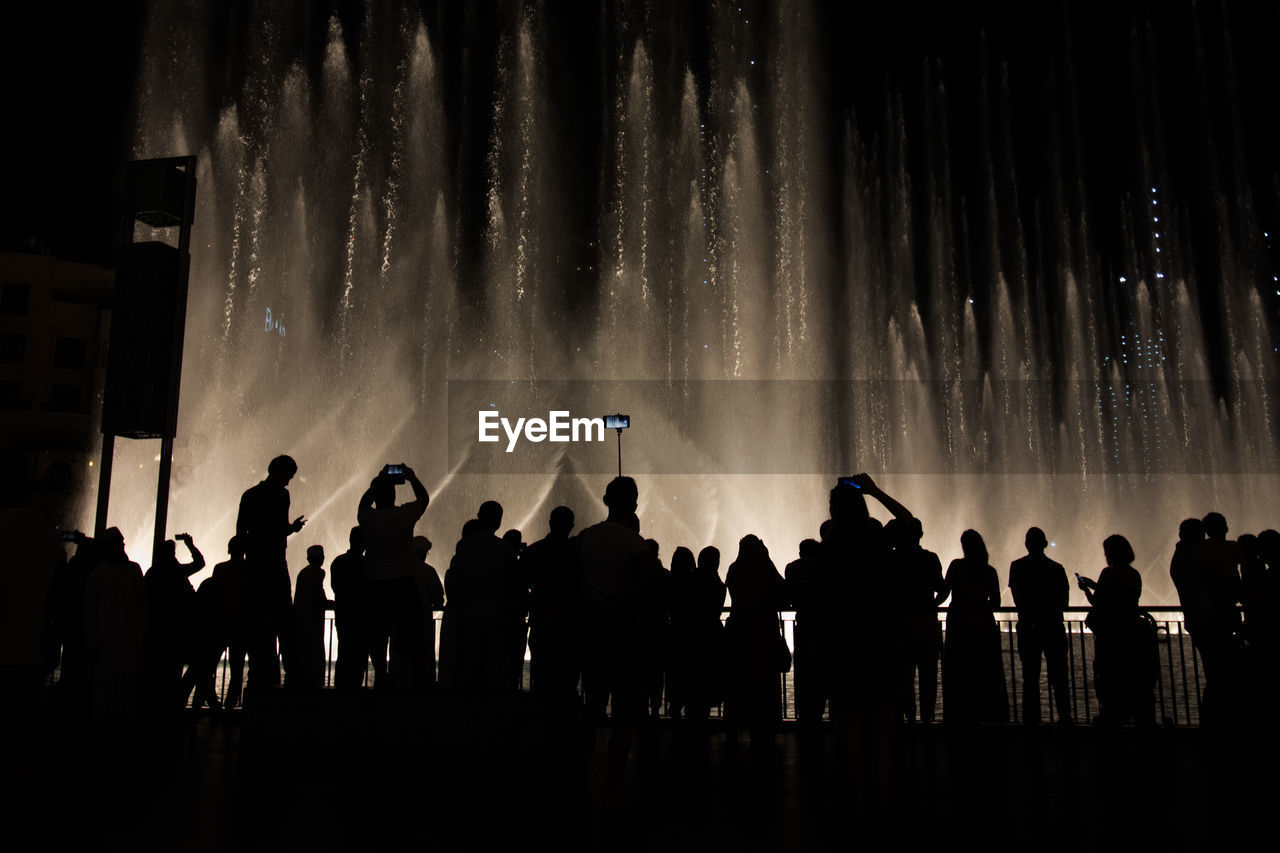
[266,455,297,486]
[646,538,659,558]
[348,526,365,553]
[960,529,988,565]
[829,483,869,527]
[697,546,720,576]
[306,545,324,566]
[100,527,126,562]
[1202,512,1228,541]
[478,501,503,534]
[503,529,523,550]
[1259,529,1280,559]
[1178,518,1204,543]
[227,536,245,559]
[461,518,484,539]
[1025,527,1048,555]
[548,505,574,538]
[412,535,431,562]
[373,478,396,509]
[798,539,820,560]
[604,477,639,517]
[1103,534,1135,568]
[671,546,695,575]
[884,518,903,547]
[737,534,767,562]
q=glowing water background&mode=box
[89,2,1279,603]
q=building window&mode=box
[0,332,24,365]
[0,380,21,409]
[49,383,83,413]
[1,282,30,315]
[54,337,87,370]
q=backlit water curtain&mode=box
[96,1,1277,602]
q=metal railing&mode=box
[198,605,1208,726]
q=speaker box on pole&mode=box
[101,240,186,439]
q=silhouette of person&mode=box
[1252,529,1280,713]
[1239,532,1265,637]
[52,531,96,715]
[358,464,430,689]
[329,527,368,690]
[1193,512,1244,723]
[442,506,519,690]
[84,528,146,722]
[524,506,581,701]
[887,518,947,723]
[941,529,1008,725]
[0,491,61,723]
[188,570,224,710]
[502,527,530,689]
[641,537,670,718]
[665,546,698,719]
[1079,534,1155,726]
[408,535,444,687]
[1008,527,1071,724]
[821,474,914,816]
[293,545,331,689]
[577,477,660,788]
[724,534,788,733]
[211,537,251,708]
[143,532,205,714]
[237,455,306,688]
[785,538,826,728]
[688,546,727,721]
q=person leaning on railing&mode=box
[1078,535,1156,727]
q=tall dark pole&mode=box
[95,156,197,566]
[616,427,622,477]
[93,435,114,538]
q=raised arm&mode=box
[851,473,912,521]
[404,465,429,507]
[357,479,377,525]
[177,533,205,576]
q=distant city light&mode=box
[1119,276,1127,282]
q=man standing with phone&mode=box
[358,464,430,688]
[237,455,306,688]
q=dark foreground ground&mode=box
[1,691,1274,851]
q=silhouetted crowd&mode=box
[3,457,1278,736]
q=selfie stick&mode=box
[609,413,629,477]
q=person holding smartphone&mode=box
[358,464,430,688]
[237,455,306,688]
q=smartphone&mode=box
[59,530,79,542]
[381,464,407,484]
[837,476,862,490]
[605,414,630,430]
